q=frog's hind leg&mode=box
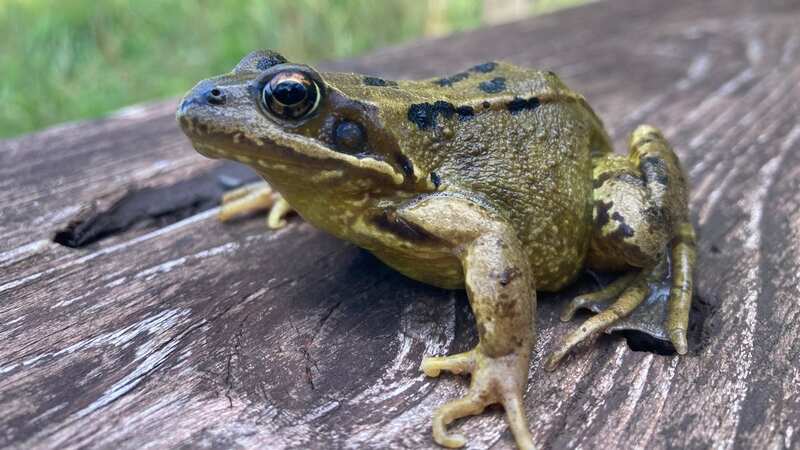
[218,181,294,229]
[548,125,696,368]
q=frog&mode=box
[176,50,696,450]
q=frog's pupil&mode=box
[274,80,307,106]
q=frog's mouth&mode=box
[177,115,278,163]
[177,113,407,190]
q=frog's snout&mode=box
[175,80,234,139]
[177,81,227,117]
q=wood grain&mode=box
[2,0,800,448]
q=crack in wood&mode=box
[51,162,260,248]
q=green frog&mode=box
[176,50,696,450]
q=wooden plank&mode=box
[2,0,800,448]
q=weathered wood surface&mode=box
[2,0,800,448]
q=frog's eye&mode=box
[261,71,321,121]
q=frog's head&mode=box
[177,50,436,237]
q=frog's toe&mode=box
[432,387,535,450]
[266,197,293,229]
[426,349,536,450]
[219,181,276,222]
[666,283,690,355]
[221,180,271,204]
[546,272,649,371]
[560,272,637,321]
[432,392,485,448]
[669,327,688,355]
[666,222,696,355]
[420,350,476,377]
[218,181,294,228]
[432,392,535,449]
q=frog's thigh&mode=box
[588,162,668,270]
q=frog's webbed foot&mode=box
[546,230,695,370]
[546,270,650,370]
[422,347,535,450]
[218,181,294,229]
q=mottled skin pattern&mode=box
[176,50,696,450]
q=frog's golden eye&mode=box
[261,71,321,120]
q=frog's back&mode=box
[401,62,611,290]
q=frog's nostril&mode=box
[206,88,226,105]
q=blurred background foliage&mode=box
[0,0,585,138]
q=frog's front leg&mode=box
[397,197,536,450]
[546,125,697,369]
[217,181,294,229]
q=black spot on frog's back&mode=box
[507,96,541,115]
[408,103,437,130]
[471,61,498,73]
[456,105,475,120]
[434,61,498,87]
[363,76,398,87]
[433,101,455,119]
[407,101,457,130]
[478,77,506,93]
[434,72,470,87]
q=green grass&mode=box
[0,0,579,138]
